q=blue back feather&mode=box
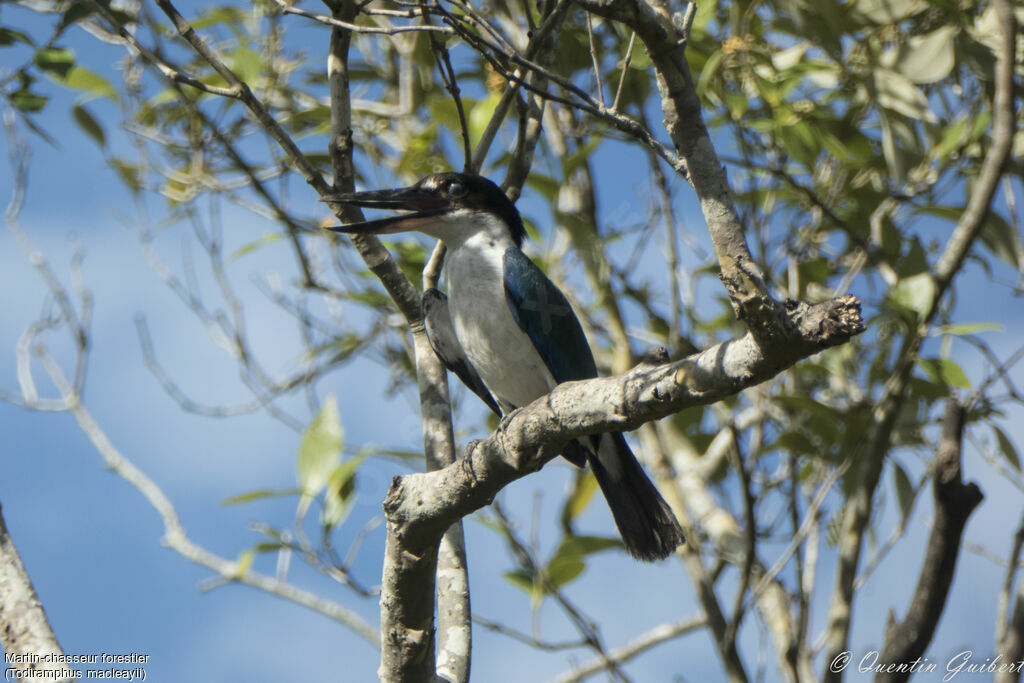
[502,248,598,384]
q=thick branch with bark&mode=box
[0,503,72,682]
[380,297,862,679]
[875,401,984,683]
[996,518,1024,683]
[822,1,1018,674]
[577,0,776,333]
[321,2,471,679]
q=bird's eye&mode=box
[446,181,466,197]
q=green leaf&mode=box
[559,535,621,556]
[322,452,370,529]
[888,272,935,320]
[993,425,1021,473]
[525,174,561,202]
[72,103,105,147]
[231,44,262,85]
[798,257,831,287]
[826,510,844,547]
[897,237,929,277]
[931,322,1002,336]
[775,431,817,456]
[230,232,284,263]
[546,556,585,589]
[222,488,301,505]
[468,93,503,148]
[853,0,925,23]
[235,549,255,577]
[253,542,287,553]
[908,376,950,400]
[978,212,1023,269]
[772,43,807,71]
[374,448,425,463]
[882,25,956,84]
[542,535,620,591]
[11,90,48,113]
[874,67,935,121]
[562,138,601,176]
[562,473,598,522]
[933,117,968,159]
[59,3,96,29]
[192,6,248,30]
[503,569,536,595]
[20,114,56,146]
[0,27,34,47]
[892,461,916,524]
[34,48,75,78]
[696,50,724,97]
[297,394,344,497]
[772,395,842,444]
[916,358,971,389]
[879,113,905,184]
[59,66,117,100]
[779,120,819,167]
[111,158,141,195]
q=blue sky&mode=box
[2,3,1023,682]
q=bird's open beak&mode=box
[323,186,449,235]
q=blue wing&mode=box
[423,288,502,416]
[502,248,598,384]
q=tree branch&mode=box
[822,1,1018,673]
[273,0,454,35]
[318,3,471,678]
[995,517,1024,683]
[577,0,774,332]
[379,296,862,678]
[0,503,73,682]
[875,400,984,683]
[551,614,707,683]
[40,351,381,645]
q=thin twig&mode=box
[552,615,707,683]
[424,8,472,170]
[611,31,635,113]
[585,13,605,108]
[273,0,453,35]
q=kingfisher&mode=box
[326,172,684,561]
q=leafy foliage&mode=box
[2,0,1021,678]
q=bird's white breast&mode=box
[444,232,555,410]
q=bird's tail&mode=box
[587,432,685,561]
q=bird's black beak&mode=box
[323,186,449,235]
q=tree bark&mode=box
[0,503,73,682]
[379,297,862,680]
[875,401,984,683]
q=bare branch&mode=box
[313,4,470,678]
[379,296,861,679]
[875,400,984,683]
[39,351,381,645]
[610,31,636,113]
[578,0,773,330]
[469,0,571,172]
[0,503,72,682]
[425,20,473,172]
[822,1,1018,672]
[273,0,453,35]
[552,614,707,683]
[996,517,1024,683]
[585,13,605,108]
[472,614,588,652]
[83,0,241,98]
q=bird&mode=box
[325,172,684,561]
